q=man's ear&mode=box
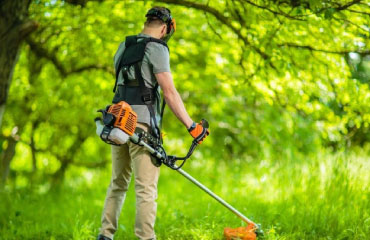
[161,25,167,36]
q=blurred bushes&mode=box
[1,0,369,186]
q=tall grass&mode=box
[1,149,369,239]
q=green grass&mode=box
[1,150,370,239]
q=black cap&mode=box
[145,7,172,24]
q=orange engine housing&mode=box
[107,101,137,136]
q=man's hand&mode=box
[187,120,210,144]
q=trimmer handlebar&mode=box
[104,118,209,170]
[159,119,209,170]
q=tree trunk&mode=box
[51,159,71,188]
[0,0,38,129]
[0,0,38,185]
[0,136,17,187]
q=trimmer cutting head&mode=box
[224,223,263,240]
[255,225,264,237]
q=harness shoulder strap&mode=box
[147,37,169,52]
[113,35,149,92]
[160,98,166,129]
[133,62,161,139]
[125,35,137,47]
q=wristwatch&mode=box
[187,122,196,132]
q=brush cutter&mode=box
[95,101,263,239]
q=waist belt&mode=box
[112,85,155,105]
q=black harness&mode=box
[112,35,169,142]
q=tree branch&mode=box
[26,38,68,76]
[64,0,104,7]
[347,9,370,15]
[279,43,370,56]
[19,20,39,39]
[230,0,247,27]
[334,0,362,11]
[240,0,306,21]
[332,16,369,33]
[70,64,114,74]
[26,38,114,77]
[203,12,223,40]
[154,0,270,60]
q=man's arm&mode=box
[155,72,193,129]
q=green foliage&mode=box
[2,0,370,179]
[1,0,370,238]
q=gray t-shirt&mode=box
[113,33,170,125]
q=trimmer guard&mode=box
[224,223,257,240]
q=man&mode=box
[97,6,209,240]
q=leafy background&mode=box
[1,0,370,239]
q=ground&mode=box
[0,150,369,240]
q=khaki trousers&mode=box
[99,123,160,240]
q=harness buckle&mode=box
[142,94,152,103]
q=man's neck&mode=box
[141,28,162,39]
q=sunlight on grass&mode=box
[1,149,369,239]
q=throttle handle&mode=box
[200,119,209,129]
